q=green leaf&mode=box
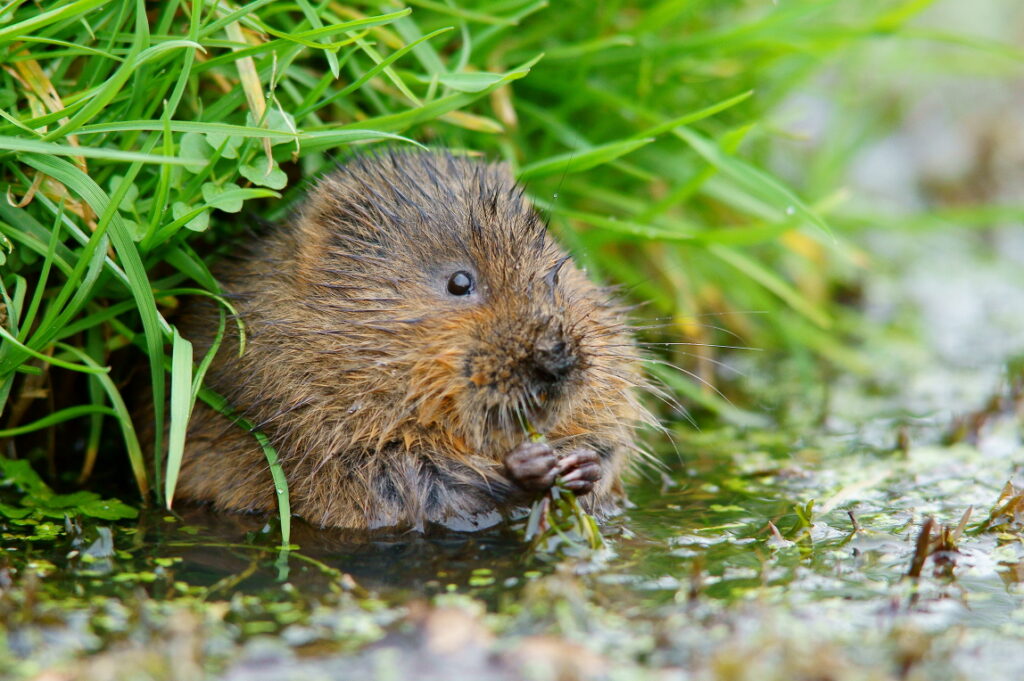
[172,202,210,232]
[433,70,519,93]
[180,132,213,173]
[198,387,291,548]
[165,328,193,509]
[0,324,110,374]
[262,108,298,147]
[518,138,655,181]
[123,218,144,242]
[0,502,32,519]
[110,175,140,212]
[34,490,101,509]
[240,160,288,190]
[633,90,755,139]
[0,136,193,165]
[0,456,50,496]
[202,182,243,213]
[205,131,244,159]
[78,497,139,520]
[0,405,119,437]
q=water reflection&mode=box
[150,506,533,596]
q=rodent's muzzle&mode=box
[530,339,577,386]
[464,315,582,427]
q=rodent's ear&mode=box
[545,255,572,290]
[283,176,379,289]
[298,176,342,226]
[297,174,383,247]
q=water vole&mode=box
[175,150,649,531]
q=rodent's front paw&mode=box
[505,441,558,493]
[556,448,602,495]
[505,443,603,497]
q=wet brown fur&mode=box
[175,150,650,531]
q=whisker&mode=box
[636,341,761,351]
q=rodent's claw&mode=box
[505,441,558,493]
[556,448,602,496]
[506,445,603,496]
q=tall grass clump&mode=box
[0,0,989,519]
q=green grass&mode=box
[0,0,1018,521]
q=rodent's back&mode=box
[176,150,648,530]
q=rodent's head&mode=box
[262,151,642,458]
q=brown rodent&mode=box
[175,150,649,531]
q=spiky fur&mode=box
[176,150,650,531]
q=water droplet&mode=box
[785,205,796,216]
[276,488,284,494]
[552,193,559,199]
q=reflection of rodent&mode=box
[176,151,649,531]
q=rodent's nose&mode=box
[531,340,577,385]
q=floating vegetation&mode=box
[0,457,137,523]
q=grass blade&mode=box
[519,138,654,181]
[165,328,193,509]
[674,126,831,236]
[198,387,291,547]
[0,136,193,164]
[0,405,119,438]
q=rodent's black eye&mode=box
[447,271,474,296]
